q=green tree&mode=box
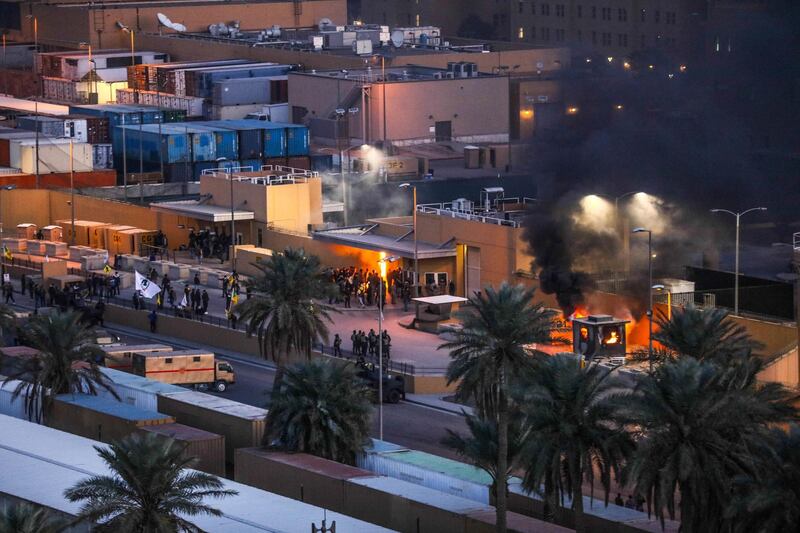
[443,412,525,510]
[0,503,66,533]
[725,425,800,532]
[515,354,633,532]
[1,310,115,422]
[0,302,16,345]
[440,283,558,532]
[623,358,797,532]
[653,304,761,363]
[236,248,336,387]
[264,359,372,465]
[64,433,237,532]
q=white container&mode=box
[168,263,190,280]
[82,254,107,271]
[9,138,94,174]
[63,118,88,142]
[0,379,36,420]
[43,241,68,257]
[96,367,184,412]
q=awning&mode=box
[150,201,254,222]
[313,226,456,259]
[412,295,469,305]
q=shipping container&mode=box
[139,423,226,477]
[310,153,334,171]
[49,393,175,443]
[163,162,193,183]
[16,115,66,137]
[101,344,173,372]
[193,160,217,180]
[285,124,310,156]
[286,156,311,169]
[356,439,499,504]
[92,143,113,169]
[9,138,94,174]
[186,124,238,160]
[55,220,109,248]
[240,159,261,170]
[235,449,375,512]
[96,367,185,412]
[212,77,272,106]
[191,120,262,160]
[115,124,190,165]
[157,391,267,463]
[184,63,291,99]
[0,378,35,420]
[0,414,395,533]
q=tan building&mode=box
[289,65,510,146]
[7,0,347,49]
[152,166,324,249]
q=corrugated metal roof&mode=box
[367,438,408,454]
[369,446,494,486]
[99,367,187,395]
[0,414,393,532]
[350,476,491,513]
[55,393,171,422]
[161,391,268,420]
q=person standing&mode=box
[367,329,377,357]
[3,282,14,304]
[148,308,158,333]
[350,330,358,355]
[333,334,342,357]
[201,289,209,315]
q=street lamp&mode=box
[0,184,16,280]
[398,183,418,297]
[376,254,398,441]
[710,207,767,315]
[632,227,654,372]
[216,157,237,272]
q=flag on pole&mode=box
[103,263,112,274]
[180,293,188,308]
[231,286,239,306]
[2,246,11,261]
[134,271,161,299]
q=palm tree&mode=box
[514,354,633,532]
[64,432,237,532]
[653,304,761,363]
[443,412,525,510]
[623,358,797,532]
[1,310,116,422]
[0,502,66,533]
[440,283,558,532]
[236,247,336,387]
[724,425,800,533]
[264,359,372,465]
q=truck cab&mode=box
[214,360,236,391]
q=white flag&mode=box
[135,271,161,299]
[180,293,188,308]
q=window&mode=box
[518,26,525,39]
[602,32,612,46]
[530,26,536,39]
[641,34,647,48]
[541,3,550,15]
[655,10,660,23]
[193,356,201,362]
[531,2,536,14]
[640,9,646,22]
[591,6,596,19]
[542,27,550,41]
[592,31,597,44]
[602,7,611,20]
[618,8,627,22]
[519,1,524,14]
[666,12,676,25]
[577,29,582,41]
[556,4,565,17]
[617,33,628,47]
[577,5,582,18]
[415,13,420,26]
[106,56,141,68]
[555,28,565,41]
[165,358,173,364]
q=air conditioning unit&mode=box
[445,72,455,79]
[433,72,443,79]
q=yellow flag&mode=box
[3,246,11,260]
[103,263,112,274]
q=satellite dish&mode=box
[390,30,404,48]
[157,13,186,32]
[318,17,333,30]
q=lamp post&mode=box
[69,140,75,245]
[398,183,418,297]
[0,184,16,280]
[632,227,654,372]
[216,157,237,272]
[376,255,397,441]
[710,207,767,315]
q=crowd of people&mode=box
[18,273,107,326]
[186,228,232,264]
[326,266,415,310]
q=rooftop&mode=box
[313,224,457,260]
[294,64,495,82]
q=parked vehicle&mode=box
[356,363,405,404]
[131,350,235,392]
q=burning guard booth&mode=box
[572,314,630,360]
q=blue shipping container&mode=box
[116,124,190,165]
[240,159,262,171]
[192,120,270,159]
[285,124,310,156]
[161,124,216,162]
[186,125,238,161]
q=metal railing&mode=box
[416,204,520,227]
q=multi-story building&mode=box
[509,1,707,62]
